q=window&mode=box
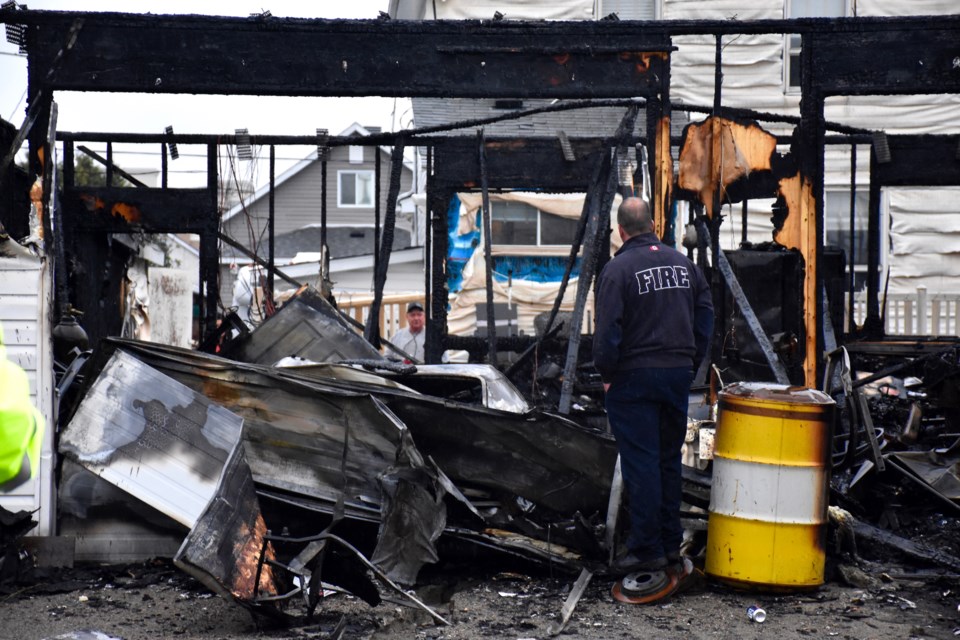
[786,0,848,91]
[490,200,580,246]
[600,0,657,20]
[824,189,870,290]
[348,145,364,164]
[338,170,374,207]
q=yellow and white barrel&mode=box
[705,382,835,588]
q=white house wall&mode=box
[0,247,55,535]
[332,261,425,294]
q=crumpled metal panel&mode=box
[174,442,279,603]
[59,350,243,528]
[385,397,617,516]
[889,449,960,501]
[225,288,382,365]
[83,340,460,583]
[106,338,618,518]
[370,430,447,585]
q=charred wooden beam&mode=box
[365,142,406,350]
[477,129,498,366]
[873,134,960,187]
[18,12,671,98]
[63,187,214,233]
[809,25,960,96]
[432,137,617,191]
[557,105,637,414]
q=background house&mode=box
[395,0,960,335]
[219,123,418,326]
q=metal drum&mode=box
[705,382,835,588]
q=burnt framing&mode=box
[2,9,959,379]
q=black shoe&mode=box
[611,552,667,575]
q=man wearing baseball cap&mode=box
[391,301,426,363]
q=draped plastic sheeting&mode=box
[888,188,960,294]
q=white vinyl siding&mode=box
[0,249,55,535]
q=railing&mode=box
[852,287,960,336]
[335,292,424,340]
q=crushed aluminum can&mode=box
[747,605,767,623]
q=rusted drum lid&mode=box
[719,382,833,411]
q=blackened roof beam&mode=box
[10,11,676,99]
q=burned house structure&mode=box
[1,4,960,626]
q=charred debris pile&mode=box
[4,286,959,627]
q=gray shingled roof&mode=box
[221,226,412,263]
[411,98,689,139]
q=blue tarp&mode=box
[446,194,583,292]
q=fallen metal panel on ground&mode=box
[59,350,243,528]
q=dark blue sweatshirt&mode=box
[593,232,714,382]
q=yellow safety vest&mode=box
[0,334,45,491]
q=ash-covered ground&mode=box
[3,550,958,640]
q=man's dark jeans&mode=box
[605,366,694,566]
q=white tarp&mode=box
[888,188,960,294]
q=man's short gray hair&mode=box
[617,197,654,236]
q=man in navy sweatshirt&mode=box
[594,197,713,576]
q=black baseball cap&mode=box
[407,301,424,312]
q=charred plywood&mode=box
[59,350,243,528]
[63,187,213,233]
[677,116,779,218]
[774,173,819,387]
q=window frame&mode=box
[784,0,853,93]
[337,169,376,208]
[823,187,875,291]
[489,201,580,248]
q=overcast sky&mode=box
[0,1,411,187]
